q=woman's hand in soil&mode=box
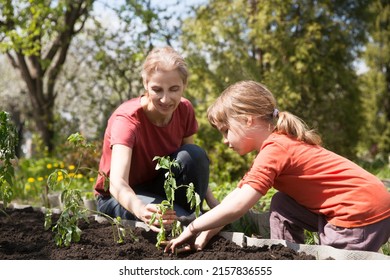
[140,204,176,232]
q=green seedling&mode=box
[44,180,88,247]
[44,132,137,247]
[0,111,18,213]
[150,156,201,248]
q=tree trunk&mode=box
[2,1,94,154]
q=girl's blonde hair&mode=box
[207,80,322,145]
[141,46,189,86]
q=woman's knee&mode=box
[172,144,209,202]
[174,144,210,179]
[176,144,209,165]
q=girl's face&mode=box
[144,70,185,118]
[219,119,255,156]
[219,117,270,155]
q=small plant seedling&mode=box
[0,111,18,212]
[150,156,201,248]
[44,179,88,246]
[44,132,137,247]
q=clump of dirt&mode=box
[0,207,316,260]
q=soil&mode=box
[0,206,316,260]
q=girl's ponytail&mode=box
[275,111,322,146]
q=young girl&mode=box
[165,80,390,253]
[94,47,218,232]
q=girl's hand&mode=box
[139,204,176,232]
[165,226,223,254]
[164,226,197,254]
[192,227,222,250]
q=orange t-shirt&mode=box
[238,133,390,228]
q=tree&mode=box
[0,56,28,157]
[181,0,372,160]
[0,0,94,154]
[55,0,185,139]
[359,0,390,158]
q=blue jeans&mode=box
[97,144,209,221]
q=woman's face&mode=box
[144,70,185,118]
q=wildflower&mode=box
[25,184,31,191]
[68,165,76,171]
[76,174,83,179]
[27,177,35,183]
[89,177,95,182]
[47,163,53,169]
[57,175,64,182]
[38,177,44,182]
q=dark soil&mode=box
[0,207,316,260]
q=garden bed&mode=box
[1,205,389,260]
[0,206,316,260]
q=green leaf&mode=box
[186,187,193,203]
[149,213,156,225]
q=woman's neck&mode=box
[140,95,172,127]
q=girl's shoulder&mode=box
[263,133,322,156]
[263,133,296,148]
[267,133,319,146]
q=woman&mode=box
[94,46,218,232]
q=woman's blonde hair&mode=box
[141,46,189,86]
[207,80,322,145]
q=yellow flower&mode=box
[76,174,83,179]
[57,175,64,182]
[89,177,95,182]
[69,172,76,178]
[37,177,44,182]
[68,165,75,171]
[27,177,35,183]
[47,163,53,169]
[57,171,63,176]
[25,184,31,191]
[54,163,59,168]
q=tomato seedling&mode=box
[44,132,137,246]
[150,156,201,248]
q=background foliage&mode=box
[0,0,389,191]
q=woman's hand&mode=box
[139,203,177,232]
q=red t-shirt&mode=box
[238,133,390,228]
[94,96,198,196]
